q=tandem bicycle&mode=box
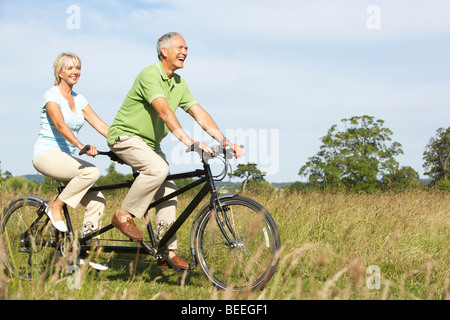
[1,144,281,291]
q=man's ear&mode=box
[161,47,168,58]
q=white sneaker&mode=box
[77,258,109,271]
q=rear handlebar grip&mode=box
[79,145,91,155]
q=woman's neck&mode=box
[57,81,73,98]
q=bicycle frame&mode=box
[58,157,231,271]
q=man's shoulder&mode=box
[138,62,160,76]
[134,62,165,85]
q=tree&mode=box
[3,176,39,192]
[41,176,59,193]
[423,127,450,185]
[229,163,266,192]
[3,170,12,180]
[382,165,422,190]
[243,179,274,193]
[284,181,317,194]
[299,115,417,192]
[97,163,134,185]
[0,161,12,182]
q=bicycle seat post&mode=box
[56,181,74,234]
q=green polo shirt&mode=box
[107,61,198,150]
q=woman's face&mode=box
[59,59,81,87]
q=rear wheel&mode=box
[192,196,281,291]
[1,196,61,280]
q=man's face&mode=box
[163,35,188,70]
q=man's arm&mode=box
[187,104,224,142]
[152,97,214,154]
[188,104,244,158]
[152,97,192,146]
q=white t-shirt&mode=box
[33,86,88,159]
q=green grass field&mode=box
[1,185,449,300]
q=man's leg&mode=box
[109,135,169,240]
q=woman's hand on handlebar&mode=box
[79,144,98,157]
[79,145,125,164]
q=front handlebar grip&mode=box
[185,143,244,159]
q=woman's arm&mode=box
[82,104,109,138]
[45,101,85,150]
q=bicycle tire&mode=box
[191,195,281,291]
[1,196,61,280]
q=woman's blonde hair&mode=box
[53,52,82,85]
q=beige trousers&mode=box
[109,135,178,249]
[32,149,105,236]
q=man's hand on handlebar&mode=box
[186,141,244,161]
[198,141,215,156]
[186,141,214,157]
[226,142,244,159]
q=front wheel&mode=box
[192,196,281,291]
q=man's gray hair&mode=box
[157,32,181,60]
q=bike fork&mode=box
[212,197,238,247]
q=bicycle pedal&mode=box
[157,256,186,272]
[166,257,181,272]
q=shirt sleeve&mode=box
[137,69,166,105]
[75,92,89,110]
[42,87,62,109]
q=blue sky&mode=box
[0,0,449,183]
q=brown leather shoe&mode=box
[157,253,189,270]
[112,211,143,241]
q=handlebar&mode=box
[79,145,126,164]
[80,143,242,164]
[78,145,90,156]
[79,143,242,181]
[185,142,243,162]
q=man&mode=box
[107,32,244,269]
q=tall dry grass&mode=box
[248,188,450,300]
[1,183,449,300]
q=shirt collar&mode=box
[157,60,170,82]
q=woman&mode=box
[32,52,109,244]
